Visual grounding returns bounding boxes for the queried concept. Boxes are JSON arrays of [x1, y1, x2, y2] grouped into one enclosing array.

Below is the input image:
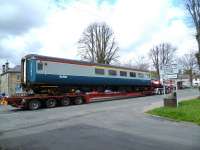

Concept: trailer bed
[[4, 91, 154, 110]]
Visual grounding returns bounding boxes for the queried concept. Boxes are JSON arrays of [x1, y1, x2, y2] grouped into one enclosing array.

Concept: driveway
[[0, 89, 200, 150]]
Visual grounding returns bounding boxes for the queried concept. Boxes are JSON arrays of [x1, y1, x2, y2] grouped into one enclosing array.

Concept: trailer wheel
[[61, 97, 71, 106], [74, 97, 83, 105], [28, 100, 41, 110], [46, 99, 57, 108]]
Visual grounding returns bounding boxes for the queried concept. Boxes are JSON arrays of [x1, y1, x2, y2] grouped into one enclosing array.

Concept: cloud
[[0, 0, 197, 70], [0, 0, 50, 36], [114, 0, 197, 64], [0, 0, 51, 68], [0, 34, 42, 67]]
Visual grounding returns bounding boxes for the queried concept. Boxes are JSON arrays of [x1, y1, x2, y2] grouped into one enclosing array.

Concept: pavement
[[0, 89, 200, 150]]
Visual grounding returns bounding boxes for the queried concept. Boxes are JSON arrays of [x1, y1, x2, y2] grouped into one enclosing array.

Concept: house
[[0, 63, 21, 96], [177, 74, 200, 88], [193, 78, 200, 87]]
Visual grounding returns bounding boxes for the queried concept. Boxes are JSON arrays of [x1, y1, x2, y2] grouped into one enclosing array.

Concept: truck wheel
[[74, 97, 83, 105], [61, 97, 71, 106], [28, 100, 41, 110], [46, 99, 57, 108]]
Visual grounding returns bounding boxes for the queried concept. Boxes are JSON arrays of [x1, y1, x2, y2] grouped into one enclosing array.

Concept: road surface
[[0, 89, 200, 150]]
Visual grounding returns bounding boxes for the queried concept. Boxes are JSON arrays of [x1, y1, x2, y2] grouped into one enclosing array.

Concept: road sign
[[163, 64, 178, 75], [166, 74, 178, 79]]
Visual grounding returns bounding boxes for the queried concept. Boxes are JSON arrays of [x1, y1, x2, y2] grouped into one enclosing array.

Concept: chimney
[[5, 62, 9, 71], [2, 65, 5, 73]]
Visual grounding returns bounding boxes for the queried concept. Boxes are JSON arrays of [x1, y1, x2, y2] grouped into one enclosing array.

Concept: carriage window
[[130, 72, 136, 77], [108, 70, 117, 76], [146, 73, 150, 78], [138, 73, 144, 78], [120, 71, 127, 77], [95, 68, 105, 75], [37, 62, 43, 71]]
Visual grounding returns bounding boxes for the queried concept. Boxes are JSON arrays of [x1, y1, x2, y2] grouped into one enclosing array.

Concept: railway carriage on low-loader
[[5, 54, 160, 110]]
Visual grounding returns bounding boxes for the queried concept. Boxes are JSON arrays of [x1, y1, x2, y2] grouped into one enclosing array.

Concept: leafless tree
[[179, 50, 198, 86], [78, 22, 119, 64], [132, 56, 149, 70], [185, 0, 200, 68], [120, 56, 149, 71], [149, 43, 176, 79]]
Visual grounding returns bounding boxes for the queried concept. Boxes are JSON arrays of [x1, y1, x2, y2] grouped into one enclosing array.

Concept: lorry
[[4, 54, 159, 110]]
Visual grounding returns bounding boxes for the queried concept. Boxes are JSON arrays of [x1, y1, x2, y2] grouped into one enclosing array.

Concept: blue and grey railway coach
[[21, 54, 151, 87]]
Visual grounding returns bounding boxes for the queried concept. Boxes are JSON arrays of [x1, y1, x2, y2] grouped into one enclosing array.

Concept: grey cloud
[[0, 45, 20, 68], [0, 0, 51, 67], [0, 46, 13, 59], [0, 40, 42, 66], [0, 0, 50, 36]]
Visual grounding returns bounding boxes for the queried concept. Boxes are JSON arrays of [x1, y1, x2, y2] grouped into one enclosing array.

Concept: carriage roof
[[24, 54, 149, 73]]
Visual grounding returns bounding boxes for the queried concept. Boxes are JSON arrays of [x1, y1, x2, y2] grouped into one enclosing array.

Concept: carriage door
[[37, 61, 44, 75]]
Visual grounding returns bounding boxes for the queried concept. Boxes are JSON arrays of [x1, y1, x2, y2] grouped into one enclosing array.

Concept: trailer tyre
[[61, 97, 71, 106], [46, 99, 57, 108], [28, 100, 41, 110], [74, 97, 83, 105]]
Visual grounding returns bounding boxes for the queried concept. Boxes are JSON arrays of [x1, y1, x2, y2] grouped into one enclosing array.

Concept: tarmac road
[[0, 89, 200, 150]]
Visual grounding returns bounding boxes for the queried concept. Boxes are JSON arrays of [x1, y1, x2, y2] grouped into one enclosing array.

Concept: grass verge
[[147, 98, 200, 125]]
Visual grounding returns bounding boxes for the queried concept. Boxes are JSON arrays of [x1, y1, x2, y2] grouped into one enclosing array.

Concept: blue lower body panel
[[33, 74, 151, 86]]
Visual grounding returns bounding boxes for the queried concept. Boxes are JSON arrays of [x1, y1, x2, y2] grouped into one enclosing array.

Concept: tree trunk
[[189, 69, 193, 87], [156, 66, 160, 80], [196, 31, 200, 69]]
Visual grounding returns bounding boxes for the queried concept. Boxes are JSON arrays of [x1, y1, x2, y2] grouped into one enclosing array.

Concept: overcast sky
[[0, 0, 197, 68]]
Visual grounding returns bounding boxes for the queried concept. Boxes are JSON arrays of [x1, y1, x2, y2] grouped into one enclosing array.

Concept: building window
[[16, 74, 20, 80], [138, 73, 144, 78], [95, 68, 105, 75], [37, 62, 43, 71], [108, 70, 117, 76], [130, 72, 136, 77], [120, 71, 127, 77]]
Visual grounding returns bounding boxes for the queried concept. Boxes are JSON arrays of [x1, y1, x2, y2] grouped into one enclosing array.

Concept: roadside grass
[[147, 98, 200, 125]]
